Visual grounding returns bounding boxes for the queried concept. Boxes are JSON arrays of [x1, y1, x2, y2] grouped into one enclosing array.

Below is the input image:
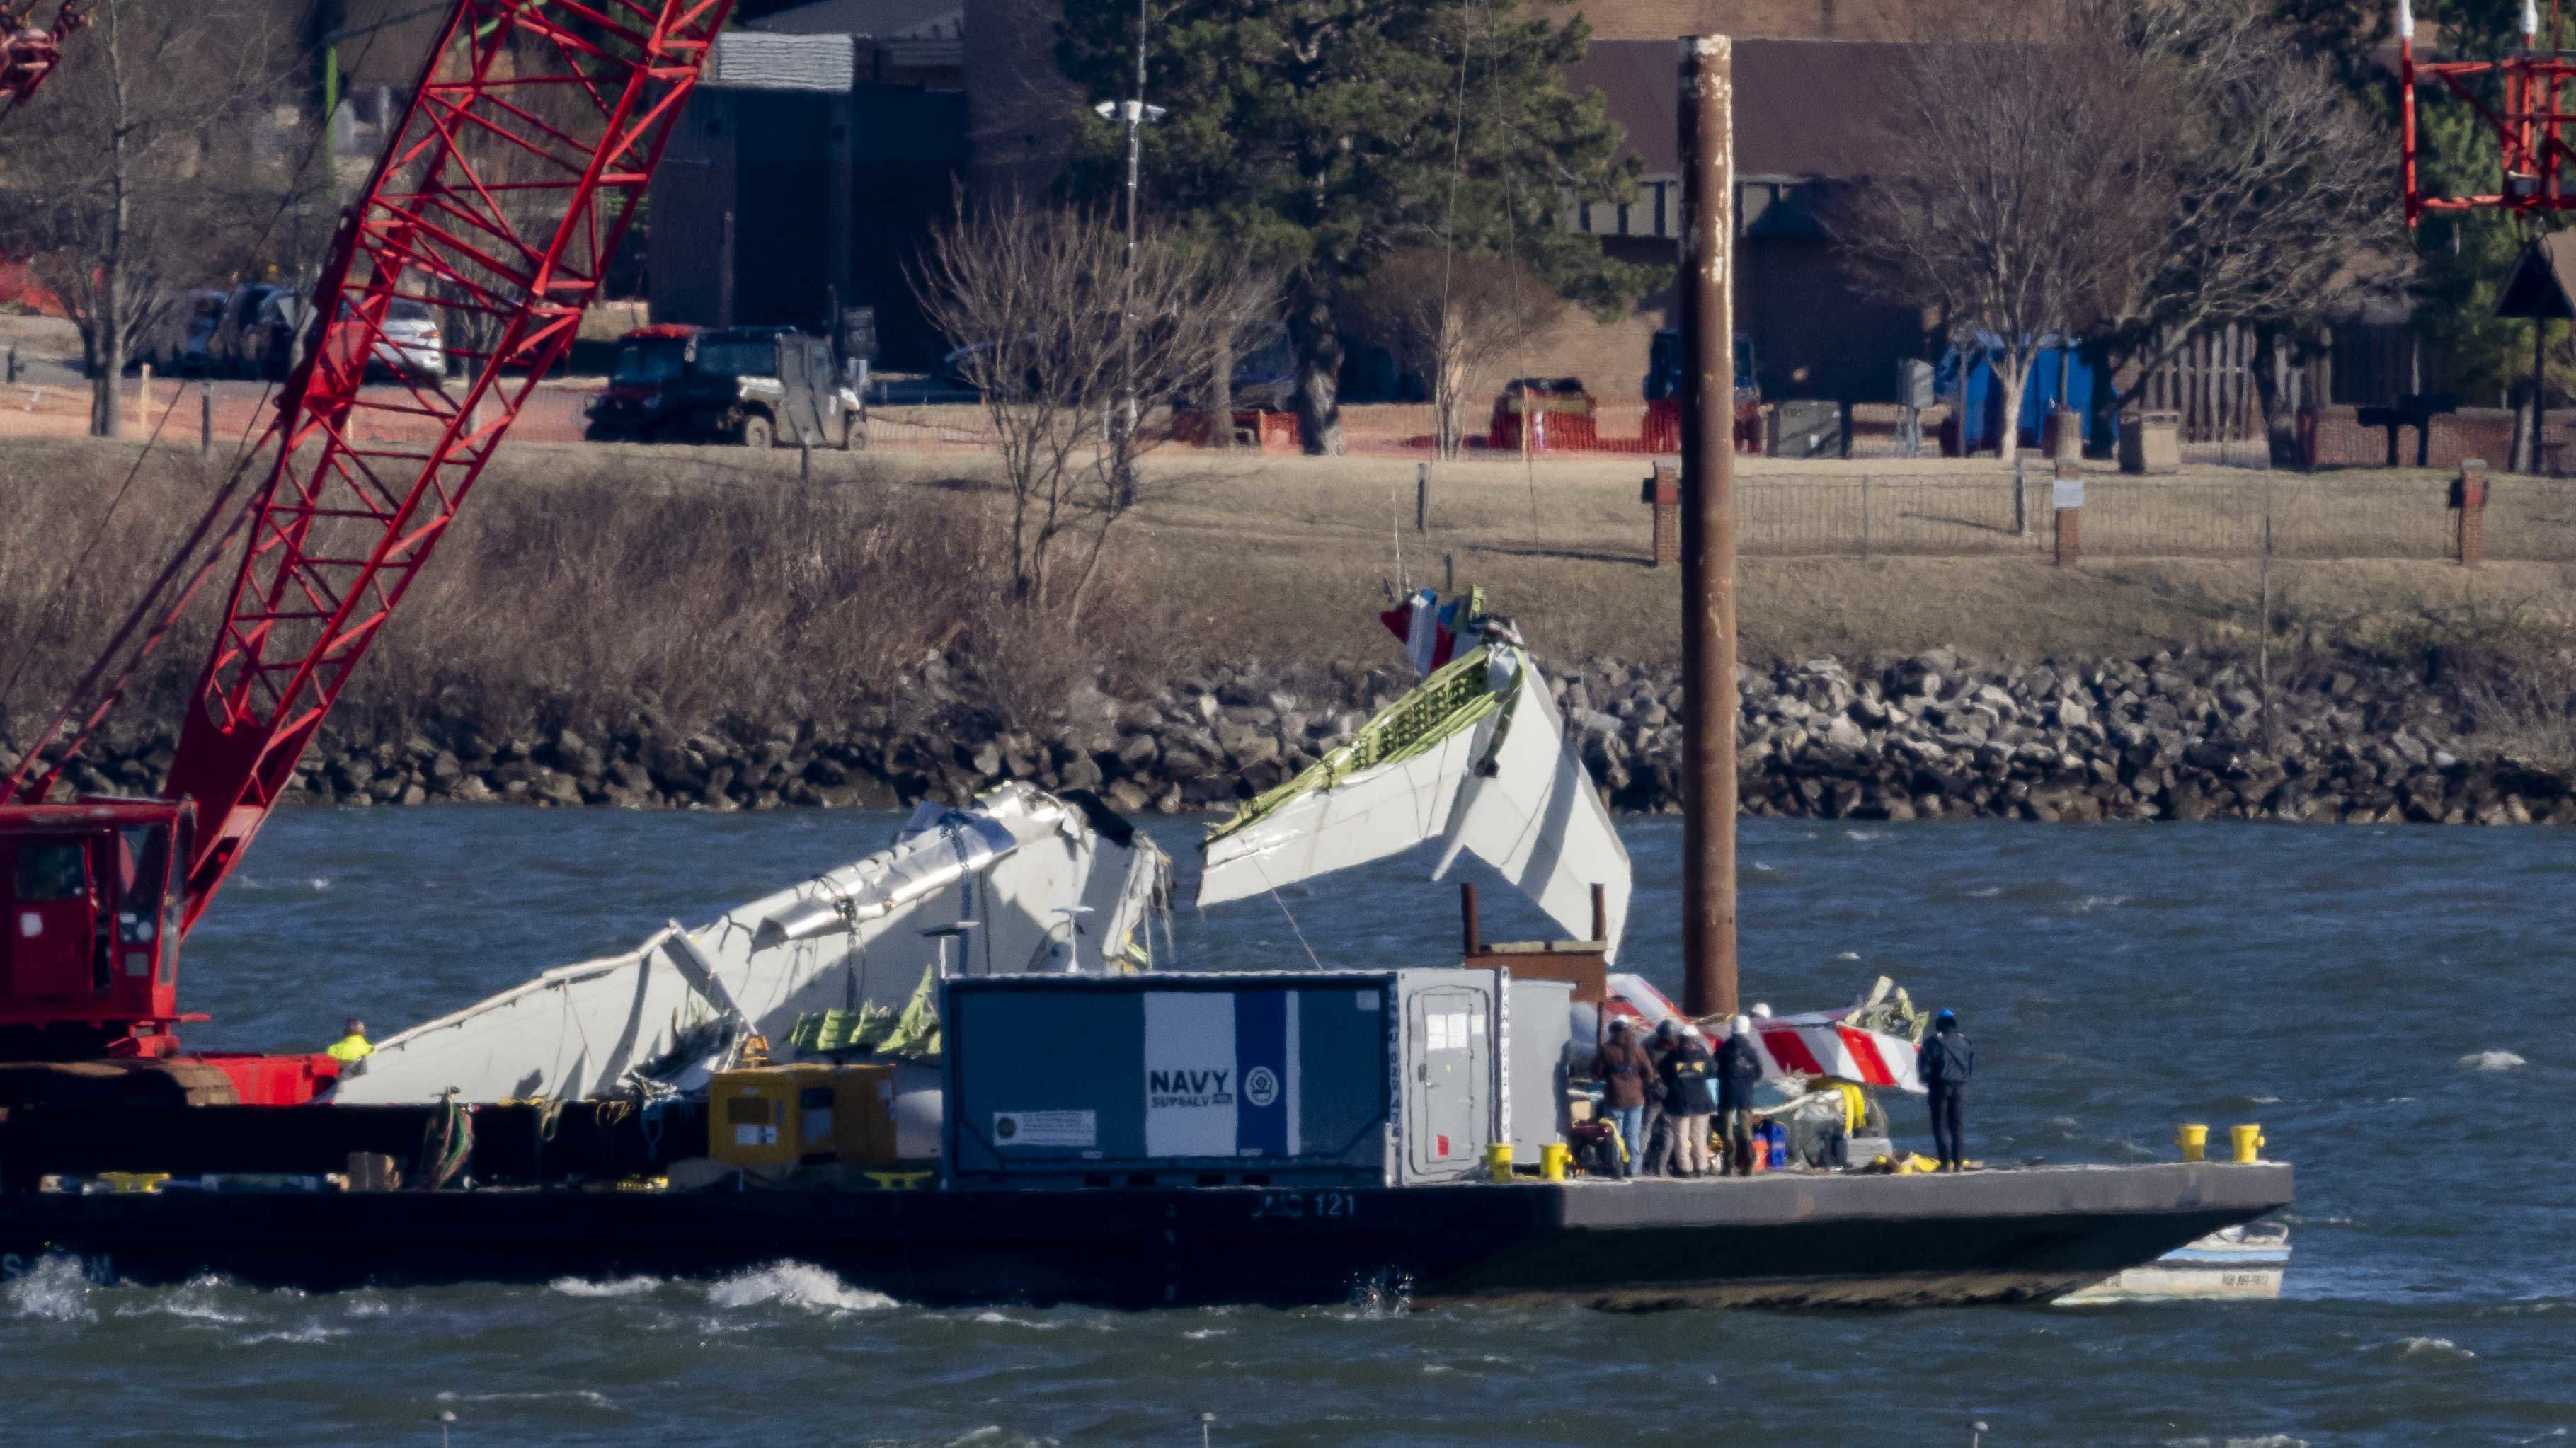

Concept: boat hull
[[0, 1161, 2289, 1310]]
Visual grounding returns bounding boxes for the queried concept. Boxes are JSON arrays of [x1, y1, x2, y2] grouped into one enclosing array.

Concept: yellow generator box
[[823, 1063, 899, 1164], [709, 1068, 807, 1172], [709, 1064, 899, 1171]]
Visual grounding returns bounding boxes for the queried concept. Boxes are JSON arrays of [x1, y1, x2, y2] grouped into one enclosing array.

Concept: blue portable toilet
[[1934, 335, 2114, 454]]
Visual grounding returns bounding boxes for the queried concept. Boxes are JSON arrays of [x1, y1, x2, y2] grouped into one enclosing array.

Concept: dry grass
[[4, 434, 2572, 747]]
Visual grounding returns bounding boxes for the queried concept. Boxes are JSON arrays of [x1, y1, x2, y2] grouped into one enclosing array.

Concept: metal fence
[[1729, 472, 2576, 563]]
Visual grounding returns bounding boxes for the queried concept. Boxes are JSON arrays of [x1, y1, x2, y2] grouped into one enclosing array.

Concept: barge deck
[[0, 1161, 2290, 1310]]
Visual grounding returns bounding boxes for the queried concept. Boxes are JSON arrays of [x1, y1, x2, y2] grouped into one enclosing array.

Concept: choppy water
[[7, 810, 2570, 1445]]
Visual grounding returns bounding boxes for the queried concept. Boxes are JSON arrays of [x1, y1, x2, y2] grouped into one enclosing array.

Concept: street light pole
[[1119, 0, 1150, 504]]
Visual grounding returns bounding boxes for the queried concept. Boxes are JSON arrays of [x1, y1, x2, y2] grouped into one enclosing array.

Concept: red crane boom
[[0, 0, 734, 1066], [0, 1, 87, 117]]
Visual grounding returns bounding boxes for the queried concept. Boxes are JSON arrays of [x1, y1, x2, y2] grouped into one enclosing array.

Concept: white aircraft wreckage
[[1198, 596, 1632, 961], [332, 784, 1169, 1154]]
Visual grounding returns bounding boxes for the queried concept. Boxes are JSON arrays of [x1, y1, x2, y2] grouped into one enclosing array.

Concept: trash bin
[[2119, 410, 2182, 475]]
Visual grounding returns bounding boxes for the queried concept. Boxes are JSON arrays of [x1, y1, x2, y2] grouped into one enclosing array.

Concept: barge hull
[[0, 1161, 2288, 1309]]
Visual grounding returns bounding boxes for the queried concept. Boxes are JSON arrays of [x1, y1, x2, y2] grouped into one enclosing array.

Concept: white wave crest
[[115, 1277, 250, 1326], [239, 1323, 345, 1345], [2391, 1335, 2478, 1361], [2461, 1050, 2527, 1072], [549, 1275, 663, 1298], [437, 1389, 616, 1409], [7, 1255, 97, 1323], [971, 1309, 1065, 1330], [704, 1262, 895, 1314]]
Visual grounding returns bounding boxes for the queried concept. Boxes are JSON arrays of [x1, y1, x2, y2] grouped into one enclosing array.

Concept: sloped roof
[[2497, 233, 2576, 321], [750, 0, 963, 40], [1566, 38, 1919, 179]]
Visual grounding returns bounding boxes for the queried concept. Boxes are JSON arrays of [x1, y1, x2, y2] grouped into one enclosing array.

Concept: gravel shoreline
[[16, 647, 2572, 826]]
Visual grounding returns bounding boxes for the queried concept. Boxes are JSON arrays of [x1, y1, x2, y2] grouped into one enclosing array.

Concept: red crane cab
[[0, 799, 198, 1059]]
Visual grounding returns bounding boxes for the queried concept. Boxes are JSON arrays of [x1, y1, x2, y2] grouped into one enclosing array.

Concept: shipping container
[[1505, 977, 1573, 1161], [943, 969, 1504, 1187]]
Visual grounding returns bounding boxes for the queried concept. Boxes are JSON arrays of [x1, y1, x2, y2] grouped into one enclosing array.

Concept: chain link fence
[[1729, 471, 2576, 563]]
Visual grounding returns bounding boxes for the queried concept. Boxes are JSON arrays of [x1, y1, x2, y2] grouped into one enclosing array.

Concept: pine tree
[[1053, 0, 1647, 453]]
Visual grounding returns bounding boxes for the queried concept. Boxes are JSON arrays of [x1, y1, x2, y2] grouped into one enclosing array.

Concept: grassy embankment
[[2, 433, 2570, 745]]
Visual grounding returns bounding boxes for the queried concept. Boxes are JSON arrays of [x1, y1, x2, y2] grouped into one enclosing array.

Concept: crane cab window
[[14, 842, 89, 902]]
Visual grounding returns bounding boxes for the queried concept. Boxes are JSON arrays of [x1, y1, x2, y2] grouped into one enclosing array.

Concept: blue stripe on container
[[1235, 989, 1289, 1157]]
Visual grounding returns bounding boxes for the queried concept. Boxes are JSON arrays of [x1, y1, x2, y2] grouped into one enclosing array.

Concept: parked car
[[1644, 328, 1757, 403], [367, 297, 447, 381], [584, 324, 861, 449], [1229, 322, 1295, 410], [137, 289, 226, 377], [251, 287, 307, 380], [209, 281, 287, 378]]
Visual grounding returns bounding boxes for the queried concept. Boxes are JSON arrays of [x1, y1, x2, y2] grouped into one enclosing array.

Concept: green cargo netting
[[785, 964, 943, 1059], [1206, 645, 1506, 844]]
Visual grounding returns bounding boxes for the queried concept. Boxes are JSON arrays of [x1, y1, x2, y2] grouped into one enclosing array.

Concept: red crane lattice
[[1, 0, 734, 934], [2400, 0, 2576, 222], [0, 0, 88, 115]]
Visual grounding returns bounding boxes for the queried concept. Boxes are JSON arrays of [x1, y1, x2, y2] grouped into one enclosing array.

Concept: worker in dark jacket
[[1587, 1019, 1657, 1179], [1715, 1013, 1765, 1175], [1918, 1009, 1974, 1171], [1658, 1023, 1719, 1177]]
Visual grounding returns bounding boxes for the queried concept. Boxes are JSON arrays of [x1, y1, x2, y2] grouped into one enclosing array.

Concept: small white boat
[[2059, 1221, 2290, 1303]]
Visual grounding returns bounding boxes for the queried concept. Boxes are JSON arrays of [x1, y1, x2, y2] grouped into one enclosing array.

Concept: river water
[[5, 809, 2568, 1445]]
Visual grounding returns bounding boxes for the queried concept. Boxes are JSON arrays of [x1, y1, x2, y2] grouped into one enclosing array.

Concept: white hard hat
[[1730, 1013, 1751, 1036], [1751, 1002, 1773, 1019]]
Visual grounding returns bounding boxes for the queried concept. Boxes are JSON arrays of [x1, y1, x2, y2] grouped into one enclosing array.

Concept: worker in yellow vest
[[326, 1017, 374, 1064]]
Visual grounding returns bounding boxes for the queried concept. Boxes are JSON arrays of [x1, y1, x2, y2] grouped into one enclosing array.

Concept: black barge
[[0, 1161, 2289, 1310]]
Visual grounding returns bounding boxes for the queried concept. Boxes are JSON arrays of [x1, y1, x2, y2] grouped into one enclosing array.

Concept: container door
[[6, 836, 99, 999], [1406, 987, 1484, 1175]]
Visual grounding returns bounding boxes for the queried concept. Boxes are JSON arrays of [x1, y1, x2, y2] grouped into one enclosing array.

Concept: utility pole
[[718, 209, 736, 329], [1678, 35, 1738, 1020], [1104, 0, 1156, 507]]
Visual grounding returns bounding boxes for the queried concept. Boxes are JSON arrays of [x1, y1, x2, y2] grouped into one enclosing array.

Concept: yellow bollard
[[1485, 1143, 1515, 1183], [2230, 1124, 2264, 1163], [1540, 1142, 1571, 1183], [2176, 1123, 2208, 1161]]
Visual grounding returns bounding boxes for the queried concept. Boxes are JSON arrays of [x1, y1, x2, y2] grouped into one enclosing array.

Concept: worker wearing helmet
[[1715, 1014, 1765, 1175], [1656, 1022, 1718, 1178], [1918, 1009, 1974, 1171], [326, 1017, 374, 1064]]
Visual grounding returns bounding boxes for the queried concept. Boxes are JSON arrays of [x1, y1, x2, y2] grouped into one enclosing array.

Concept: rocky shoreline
[[13, 647, 2573, 826]]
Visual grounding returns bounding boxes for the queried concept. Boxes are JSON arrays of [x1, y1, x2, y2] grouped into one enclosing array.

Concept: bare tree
[[1349, 250, 1565, 459], [0, 0, 299, 437], [913, 197, 1271, 624], [1831, 1, 2175, 464], [2103, 0, 2403, 430]]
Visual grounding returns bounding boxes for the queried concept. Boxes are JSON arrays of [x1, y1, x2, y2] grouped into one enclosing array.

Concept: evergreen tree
[[1053, 0, 1647, 453]]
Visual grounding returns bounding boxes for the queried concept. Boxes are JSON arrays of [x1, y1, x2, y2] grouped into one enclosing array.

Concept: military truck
[[585, 324, 863, 449]]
